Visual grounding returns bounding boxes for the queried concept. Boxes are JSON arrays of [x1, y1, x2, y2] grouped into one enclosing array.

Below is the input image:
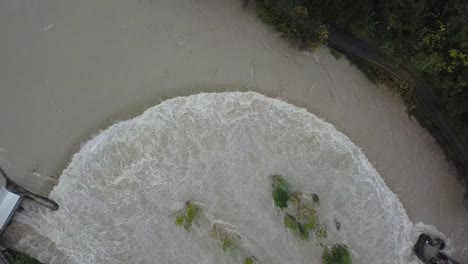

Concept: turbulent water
[[16, 92, 447, 264]]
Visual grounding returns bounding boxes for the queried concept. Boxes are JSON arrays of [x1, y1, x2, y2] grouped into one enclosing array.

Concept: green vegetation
[[349, 58, 416, 112], [209, 222, 243, 255], [7, 252, 41, 264], [290, 192, 318, 232], [185, 202, 201, 226], [322, 244, 352, 264], [243, 256, 256, 264], [209, 223, 258, 261], [174, 201, 202, 231], [270, 176, 326, 241], [254, 0, 418, 106], [221, 237, 235, 252], [253, 0, 468, 201], [303, 208, 318, 231], [316, 223, 328, 239], [284, 214, 309, 240], [175, 214, 185, 226], [271, 175, 291, 209], [255, 0, 328, 49]]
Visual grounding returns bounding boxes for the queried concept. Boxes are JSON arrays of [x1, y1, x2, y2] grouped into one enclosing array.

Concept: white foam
[[16, 92, 447, 263]]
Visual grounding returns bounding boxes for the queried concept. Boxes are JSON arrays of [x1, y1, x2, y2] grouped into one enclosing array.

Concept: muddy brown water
[[0, 0, 466, 261]]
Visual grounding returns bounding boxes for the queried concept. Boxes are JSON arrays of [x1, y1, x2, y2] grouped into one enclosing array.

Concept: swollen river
[[16, 92, 446, 263]]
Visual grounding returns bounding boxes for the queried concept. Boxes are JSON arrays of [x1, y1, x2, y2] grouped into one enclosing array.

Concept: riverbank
[[327, 26, 468, 206], [252, 0, 468, 206], [0, 0, 466, 261]]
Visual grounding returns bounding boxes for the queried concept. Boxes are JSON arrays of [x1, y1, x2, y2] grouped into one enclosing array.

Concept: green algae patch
[[323, 244, 352, 264], [271, 175, 291, 209], [174, 201, 202, 231]]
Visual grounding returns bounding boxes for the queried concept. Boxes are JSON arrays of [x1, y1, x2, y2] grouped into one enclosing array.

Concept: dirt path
[[0, 0, 466, 260]]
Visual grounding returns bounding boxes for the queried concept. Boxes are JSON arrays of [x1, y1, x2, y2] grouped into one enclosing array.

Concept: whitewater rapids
[[15, 92, 447, 264]]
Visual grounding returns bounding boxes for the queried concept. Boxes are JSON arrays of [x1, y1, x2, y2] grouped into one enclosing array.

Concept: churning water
[[16, 92, 447, 264]]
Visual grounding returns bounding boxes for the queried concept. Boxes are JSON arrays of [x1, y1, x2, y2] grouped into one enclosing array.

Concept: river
[[0, 0, 466, 262]]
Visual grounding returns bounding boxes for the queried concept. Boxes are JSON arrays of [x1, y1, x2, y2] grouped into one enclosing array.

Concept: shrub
[[290, 192, 318, 232], [185, 201, 201, 227], [174, 201, 202, 231], [284, 214, 309, 240], [318, 25, 329, 42], [294, 5, 308, 17], [322, 244, 352, 264], [252, 0, 468, 204], [8, 253, 41, 264], [271, 175, 291, 209]]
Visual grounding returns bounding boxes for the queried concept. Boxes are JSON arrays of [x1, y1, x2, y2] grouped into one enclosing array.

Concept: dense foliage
[[322, 244, 352, 264], [254, 0, 468, 195], [332, 0, 467, 134], [271, 175, 291, 209], [174, 201, 202, 231], [256, 0, 467, 136]]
